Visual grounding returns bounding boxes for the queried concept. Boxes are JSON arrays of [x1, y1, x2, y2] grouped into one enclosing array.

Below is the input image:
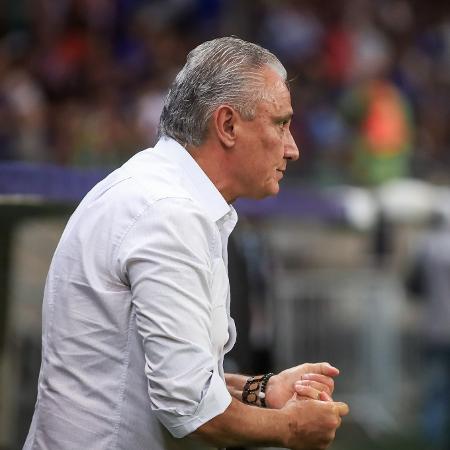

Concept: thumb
[[335, 402, 350, 416]]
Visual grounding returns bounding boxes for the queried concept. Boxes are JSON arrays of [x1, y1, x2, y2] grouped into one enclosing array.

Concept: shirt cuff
[[157, 370, 232, 438]]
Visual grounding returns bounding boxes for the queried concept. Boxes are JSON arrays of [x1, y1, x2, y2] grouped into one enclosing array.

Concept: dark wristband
[[259, 372, 274, 407], [242, 372, 274, 407]]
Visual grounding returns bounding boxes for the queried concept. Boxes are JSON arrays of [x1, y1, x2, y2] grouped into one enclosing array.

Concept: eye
[[274, 115, 292, 132], [279, 119, 289, 130]]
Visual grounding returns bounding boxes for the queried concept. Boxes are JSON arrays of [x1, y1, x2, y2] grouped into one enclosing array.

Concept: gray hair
[[158, 36, 287, 147]]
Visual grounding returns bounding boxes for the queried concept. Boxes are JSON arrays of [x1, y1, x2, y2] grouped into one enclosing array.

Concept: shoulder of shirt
[[77, 138, 235, 233], [122, 147, 193, 201], [80, 147, 212, 228]]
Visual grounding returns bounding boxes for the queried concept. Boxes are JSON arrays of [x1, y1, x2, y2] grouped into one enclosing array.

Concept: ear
[[212, 105, 237, 148]]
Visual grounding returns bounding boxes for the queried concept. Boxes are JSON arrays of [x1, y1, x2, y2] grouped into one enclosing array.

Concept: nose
[[284, 129, 300, 161]]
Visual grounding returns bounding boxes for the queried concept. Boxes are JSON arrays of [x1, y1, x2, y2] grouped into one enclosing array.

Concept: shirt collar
[[153, 136, 234, 223]]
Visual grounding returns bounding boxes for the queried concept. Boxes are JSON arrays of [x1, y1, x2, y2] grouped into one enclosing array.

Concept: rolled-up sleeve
[[117, 197, 231, 437]]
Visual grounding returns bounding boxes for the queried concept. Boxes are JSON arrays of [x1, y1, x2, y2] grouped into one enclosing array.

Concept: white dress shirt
[[24, 137, 238, 450]]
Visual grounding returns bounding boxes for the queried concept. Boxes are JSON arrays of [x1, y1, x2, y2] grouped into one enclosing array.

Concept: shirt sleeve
[[116, 197, 232, 438]]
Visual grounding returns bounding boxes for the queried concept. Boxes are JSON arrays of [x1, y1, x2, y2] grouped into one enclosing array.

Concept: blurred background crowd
[[1, 1, 450, 450], [0, 0, 448, 185]]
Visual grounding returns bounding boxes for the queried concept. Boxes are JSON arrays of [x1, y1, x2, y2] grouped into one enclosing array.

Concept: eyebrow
[[274, 112, 294, 122]]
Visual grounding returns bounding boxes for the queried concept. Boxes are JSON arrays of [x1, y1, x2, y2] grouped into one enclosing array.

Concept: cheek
[[261, 134, 282, 159]]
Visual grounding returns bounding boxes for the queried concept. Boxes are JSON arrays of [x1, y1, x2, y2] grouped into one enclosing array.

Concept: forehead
[[258, 67, 292, 115]]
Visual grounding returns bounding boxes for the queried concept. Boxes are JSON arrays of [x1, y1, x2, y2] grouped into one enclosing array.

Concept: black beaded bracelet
[[242, 375, 264, 406], [259, 372, 274, 408], [242, 373, 275, 407]]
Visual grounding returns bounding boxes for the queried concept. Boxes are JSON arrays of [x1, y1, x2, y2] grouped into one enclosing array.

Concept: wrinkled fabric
[[24, 137, 237, 450]]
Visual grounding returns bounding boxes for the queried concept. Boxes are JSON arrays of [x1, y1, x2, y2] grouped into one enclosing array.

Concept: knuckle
[[325, 417, 338, 429], [319, 438, 333, 450], [328, 429, 336, 442], [325, 410, 340, 429]]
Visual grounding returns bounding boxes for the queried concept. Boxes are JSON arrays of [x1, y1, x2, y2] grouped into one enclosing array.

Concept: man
[[24, 37, 349, 450]]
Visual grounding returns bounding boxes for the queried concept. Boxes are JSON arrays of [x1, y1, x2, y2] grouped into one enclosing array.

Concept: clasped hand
[[264, 362, 339, 409], [265, 362, 349, 450]]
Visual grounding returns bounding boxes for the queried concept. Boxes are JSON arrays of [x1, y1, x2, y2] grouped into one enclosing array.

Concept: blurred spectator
[[135, 79, 166, 146], [259, 1, 324, 66], [342, 77, 413, 185], [406, 211, 450, 449], [0, 31, 47, 161]]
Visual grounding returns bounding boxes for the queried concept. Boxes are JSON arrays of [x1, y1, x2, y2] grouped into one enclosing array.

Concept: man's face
[[232, 67, 299, 199]]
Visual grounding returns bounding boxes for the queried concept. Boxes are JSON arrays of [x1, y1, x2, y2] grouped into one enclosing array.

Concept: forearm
[[191, 394, 350, 450], [192, 364, 349, 449], [191, 397, 286, 448]]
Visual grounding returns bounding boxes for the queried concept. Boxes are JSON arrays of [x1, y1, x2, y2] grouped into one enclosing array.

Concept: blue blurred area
[[0, 0, 448, 185]]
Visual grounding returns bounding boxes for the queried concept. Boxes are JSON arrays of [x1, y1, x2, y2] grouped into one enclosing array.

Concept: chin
[[258, 184, 280, 199], [268, 182, 280, 196], [244, 182, 280, 200]]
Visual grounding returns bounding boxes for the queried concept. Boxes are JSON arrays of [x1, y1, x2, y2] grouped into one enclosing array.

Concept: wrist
[[277, 407, 294, 448], [242, 373, 275, 408], [264, 373, 281, 409]]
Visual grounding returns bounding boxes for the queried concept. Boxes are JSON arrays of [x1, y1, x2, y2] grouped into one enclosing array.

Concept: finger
[[320, 362, 339, 376], [303, 362, 340, 377], [295, 385, 322, 401], [335, 402, 350, 416], [295, 378, 333, 395], [319, 391, 333, 402], [299, 373, 335, 393]]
